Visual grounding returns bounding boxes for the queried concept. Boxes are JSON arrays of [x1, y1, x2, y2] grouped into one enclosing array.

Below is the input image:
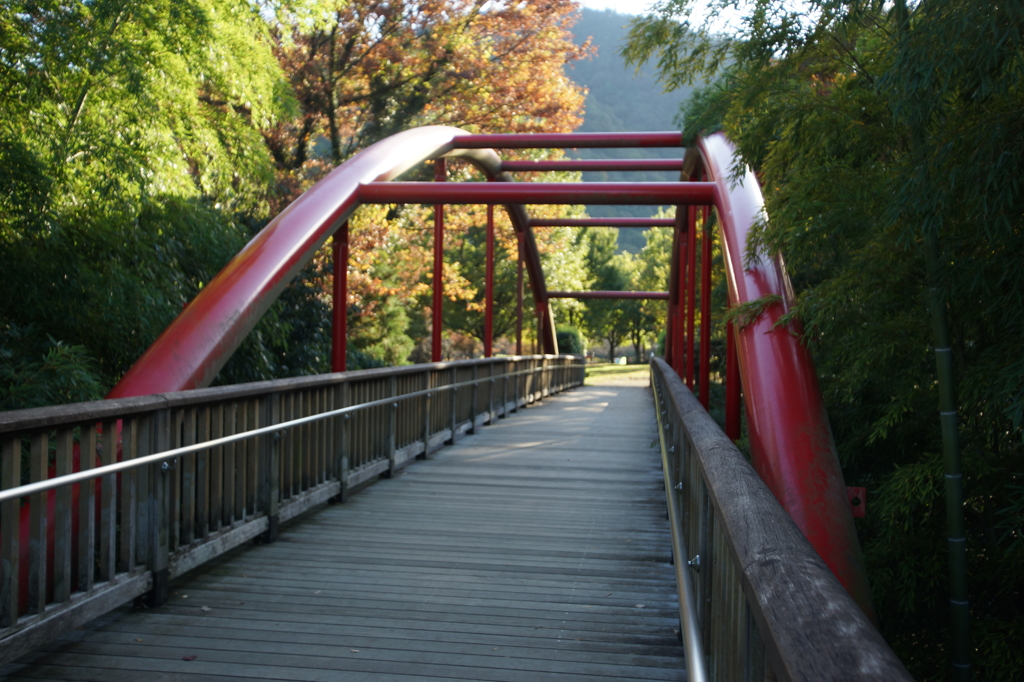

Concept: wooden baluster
[[53, 428, 74, 600], [27, 433, 47, 615], [77, 424, 96, 593], [98, 420, 117, 582], [209, 404, 223, 534], [118, 419, 137, 574], [1, 437, 19, 628]]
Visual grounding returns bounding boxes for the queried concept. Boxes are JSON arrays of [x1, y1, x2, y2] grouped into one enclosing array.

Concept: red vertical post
[[431, 158, 446, 362], [686, 205, 697, 389], [331, 221, 349, 373], [699, 206, 712, 409], [725, 318, 741, 441], [516, 233, 524, 356], [484, 204, 495, 357], [674, 234, 687, 376], [663, 303, 671, 366]]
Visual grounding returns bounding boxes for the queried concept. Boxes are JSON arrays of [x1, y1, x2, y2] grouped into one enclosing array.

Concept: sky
[[578, 0, 747, 34], [579, 0, 658, 15]]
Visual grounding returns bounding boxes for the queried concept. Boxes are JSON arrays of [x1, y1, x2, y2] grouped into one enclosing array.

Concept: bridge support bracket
[[145, 568, 170, 608], [260, 515, 280, 544]]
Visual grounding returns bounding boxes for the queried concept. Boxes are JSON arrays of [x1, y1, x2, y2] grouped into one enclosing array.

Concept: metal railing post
[[333, 382, 349, 503], [146, 408, 171, 607], [449, 366, 458, 443], [423, 371, 432, 455], [1, 436, 20, 628], [388, 374, 398, 475], [259, 394, 280, 543], [470, 365, 478, 434]]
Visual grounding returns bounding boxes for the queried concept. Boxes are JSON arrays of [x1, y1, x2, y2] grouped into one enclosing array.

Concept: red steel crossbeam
[[530, 218, 676, 228], [547, 291, 669, 300], [357, 182, 714, 206], [502, 159, 684, 172], [452, 132, 683, 149]]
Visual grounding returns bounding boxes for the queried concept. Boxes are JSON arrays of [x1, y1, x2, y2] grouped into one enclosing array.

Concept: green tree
[[0, 0, 291, 403], [582, 228, 632, 361], [625, 1, 1024, 679]]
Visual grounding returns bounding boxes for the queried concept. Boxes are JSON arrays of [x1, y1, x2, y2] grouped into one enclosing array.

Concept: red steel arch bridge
[[0, 128, 911, 681]]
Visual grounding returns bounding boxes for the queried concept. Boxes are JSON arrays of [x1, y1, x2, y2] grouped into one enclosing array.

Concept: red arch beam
[[695, 132, 875, 620]]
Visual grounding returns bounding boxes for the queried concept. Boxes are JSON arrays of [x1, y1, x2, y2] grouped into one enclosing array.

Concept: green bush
[[556, 326, 586, 355]]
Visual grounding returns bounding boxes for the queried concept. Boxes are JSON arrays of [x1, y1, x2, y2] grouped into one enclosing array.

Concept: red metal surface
[[452, 132, 683, 149], [699, 206, 712, 409], [516, 234, 524, 356], [108, 126, 561, 397], [109, 126, 482, 397], [726, 319, 740, 440], [547, 291, 669, 300], [358, 182, 715, 206], [432, 159, 446, 363], [686, 205, 697, 389], [331, 221, 349, 372], [484, 203, 494, 358], [502, 159, 684, 172], [698, 133, 875, 619], [530, 218, 676, 228]]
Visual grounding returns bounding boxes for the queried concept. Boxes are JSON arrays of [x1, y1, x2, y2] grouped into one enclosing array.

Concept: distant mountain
[[567, 9, 696, 252]]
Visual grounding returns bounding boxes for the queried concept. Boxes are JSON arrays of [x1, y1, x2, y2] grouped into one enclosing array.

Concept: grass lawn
[[584, 362, 650, 386]]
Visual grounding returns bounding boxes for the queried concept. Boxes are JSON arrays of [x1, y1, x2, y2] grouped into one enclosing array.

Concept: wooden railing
[[0, 355, 584, 664], [649, 358, 912, 682]]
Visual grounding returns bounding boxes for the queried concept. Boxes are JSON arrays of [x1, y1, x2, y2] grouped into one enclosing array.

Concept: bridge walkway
[[2, 381, 685, 681]]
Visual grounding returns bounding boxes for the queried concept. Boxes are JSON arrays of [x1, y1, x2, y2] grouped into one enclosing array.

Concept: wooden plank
[[195, 405, 210, 541], [98, 421, 117, 582], [77, 424, 96, 594], [345, 459, 390, 489], [277, 481, 341, 524], [1, 436, 21, 629], [52, 429, 74, 602], [0, 572, 151, 666], [27, 433, 47, 615], [168, 519, 270, 580], [209, 404, 224, 535]]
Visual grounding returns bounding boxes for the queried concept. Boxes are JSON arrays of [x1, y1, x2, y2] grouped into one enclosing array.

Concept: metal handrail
[[0, 363, 555, 504], [652, 371, 709, 682]]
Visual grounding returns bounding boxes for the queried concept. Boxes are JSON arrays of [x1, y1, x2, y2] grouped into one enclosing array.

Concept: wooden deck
[[1, 382, 685, 681]]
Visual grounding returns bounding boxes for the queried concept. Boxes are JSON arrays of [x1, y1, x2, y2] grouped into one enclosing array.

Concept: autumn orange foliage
[[262, 0, 592, 362]]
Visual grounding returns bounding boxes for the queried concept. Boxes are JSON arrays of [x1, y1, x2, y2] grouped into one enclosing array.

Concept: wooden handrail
[[650, 358, 911, 681]]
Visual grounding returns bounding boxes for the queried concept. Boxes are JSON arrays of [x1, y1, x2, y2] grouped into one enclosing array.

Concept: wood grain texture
[[2, 385, 685, 681], [652, 358, 912, 682]]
